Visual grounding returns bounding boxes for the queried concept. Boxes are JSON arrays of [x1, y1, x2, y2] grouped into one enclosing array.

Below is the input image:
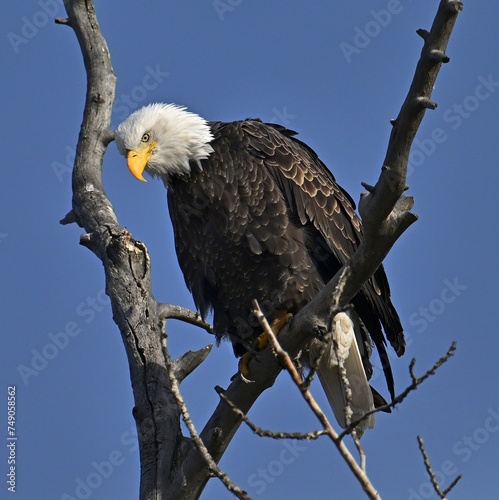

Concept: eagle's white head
[[115, 103, 214, 182]]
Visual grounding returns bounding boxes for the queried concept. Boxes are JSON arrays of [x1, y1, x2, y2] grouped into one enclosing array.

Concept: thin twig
[[157, 303, 213, 334], [338, 342, 457, 440], [417, 435, 462, 499], [341, 372, 366, 470], [331, 326, 367, 469], [161, 333, 251, 500], [252, 300, 381, 500], [54, 17, 71, 26], [442, 474, 464, 498], [301, 359, 319, 391], [216, 387, 326, 441]]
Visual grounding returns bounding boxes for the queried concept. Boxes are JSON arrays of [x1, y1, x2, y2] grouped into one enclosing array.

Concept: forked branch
[[417, 435, 462, 499], [252, 300, 381, 500]]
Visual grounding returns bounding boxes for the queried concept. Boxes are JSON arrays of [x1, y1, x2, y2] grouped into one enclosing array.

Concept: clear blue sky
[[2, 1, 498, 499]]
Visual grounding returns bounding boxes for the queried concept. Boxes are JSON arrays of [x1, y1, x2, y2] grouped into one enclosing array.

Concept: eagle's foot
[[238, 311, 293, 382]]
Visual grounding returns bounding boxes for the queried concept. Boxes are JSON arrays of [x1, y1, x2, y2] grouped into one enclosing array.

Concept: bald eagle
[[115, 103, 405, 434]]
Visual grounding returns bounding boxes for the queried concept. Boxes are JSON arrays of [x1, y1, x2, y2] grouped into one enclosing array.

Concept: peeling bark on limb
[[59, 0, 462, 499], [59, 2, 209, 499]]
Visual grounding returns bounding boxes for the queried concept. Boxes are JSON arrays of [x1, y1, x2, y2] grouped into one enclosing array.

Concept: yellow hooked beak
[[126, 141, 158, 182]]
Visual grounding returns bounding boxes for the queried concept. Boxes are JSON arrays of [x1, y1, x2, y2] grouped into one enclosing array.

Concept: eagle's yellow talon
[[238, 311, 293, 379], [238, 353, 253, 380], [255, 331, 269, 350], [271, 312, 293, 334]]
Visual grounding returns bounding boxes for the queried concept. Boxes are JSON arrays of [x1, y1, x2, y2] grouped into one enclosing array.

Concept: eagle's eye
[[141, 133, 151, 143]]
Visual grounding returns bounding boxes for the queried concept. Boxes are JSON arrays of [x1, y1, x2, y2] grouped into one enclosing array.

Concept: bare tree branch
[[60, 2, 192, 499], [417, 435, 462, 499], [161, 334, 250, 500], [216, 388, 326, 441], [253, 301, 380, 499], [252, 300, 381, 499], [292, 0, 463, 356], [339, 342, 457, 440], [172, 344, 213, 383], [217, 324, 458, 497], [157, 303, 213, 334]]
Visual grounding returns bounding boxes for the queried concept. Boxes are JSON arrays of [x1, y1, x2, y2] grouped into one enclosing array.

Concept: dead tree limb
[[161, 334, 250, 500], [58, 0, 462, 498], [252, 301, 380, 499], [59, 2, 196, 499], [417, 435, 462, 499]]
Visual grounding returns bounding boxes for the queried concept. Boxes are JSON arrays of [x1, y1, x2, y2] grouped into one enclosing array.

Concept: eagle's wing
[[243, 120, 405, 399]]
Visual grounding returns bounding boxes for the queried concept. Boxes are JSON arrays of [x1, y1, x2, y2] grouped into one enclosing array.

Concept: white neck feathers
[[115, 103, 214, 179]]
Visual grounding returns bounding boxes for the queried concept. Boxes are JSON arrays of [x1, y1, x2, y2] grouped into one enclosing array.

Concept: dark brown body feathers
[[167, 119, 404, 399]]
